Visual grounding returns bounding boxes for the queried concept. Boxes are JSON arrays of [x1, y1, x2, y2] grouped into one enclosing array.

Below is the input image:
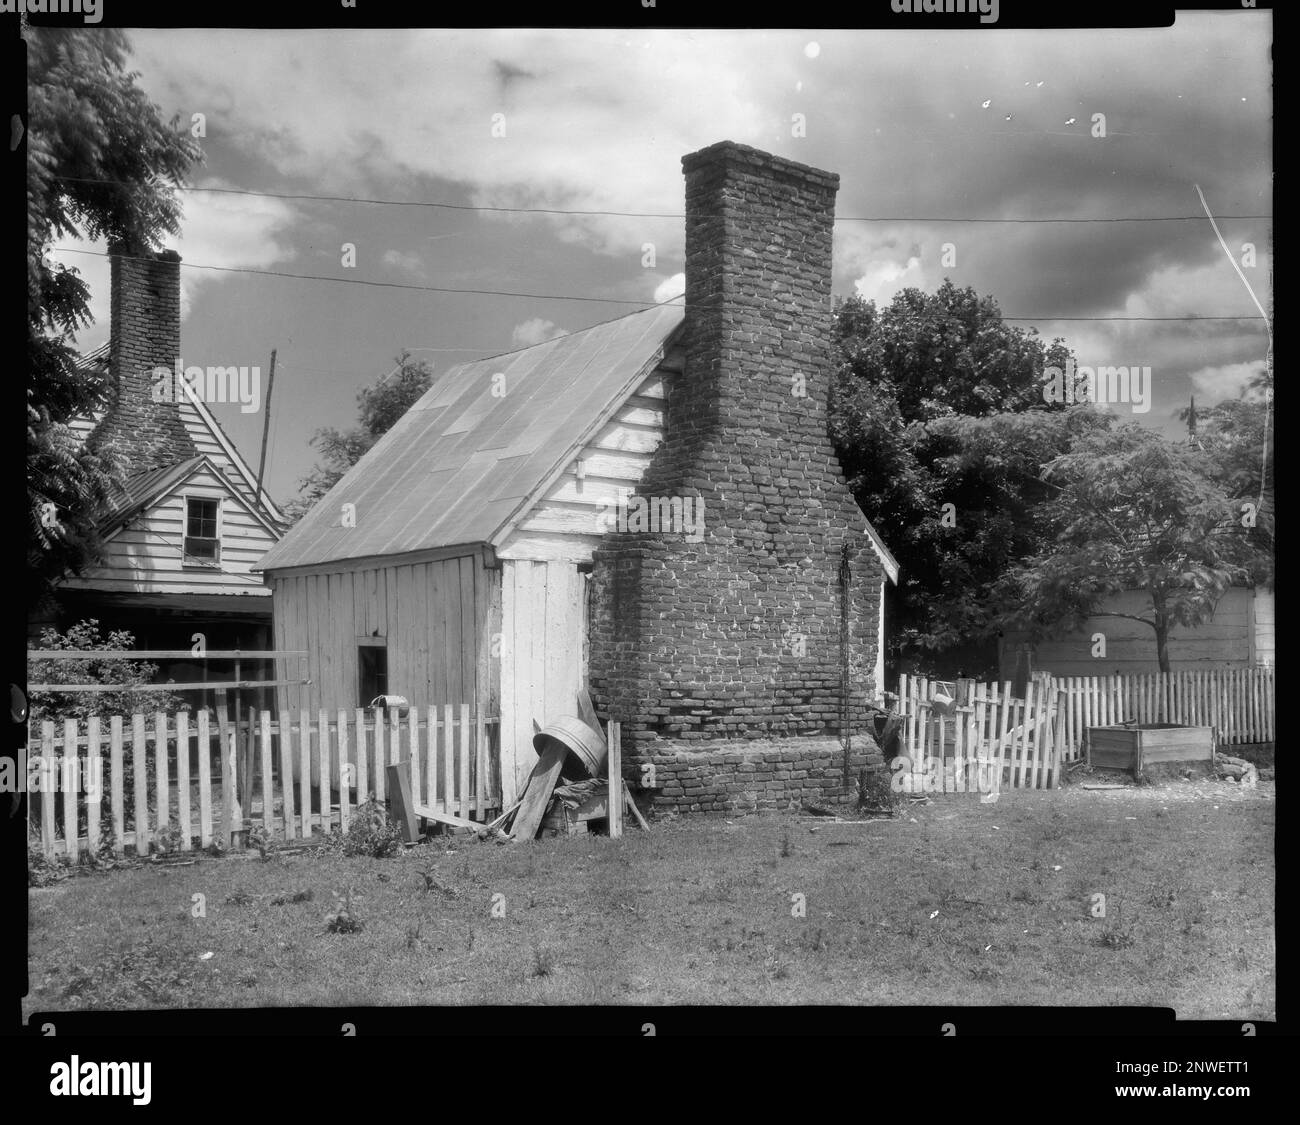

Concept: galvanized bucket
[[533, 715, 607, 778]]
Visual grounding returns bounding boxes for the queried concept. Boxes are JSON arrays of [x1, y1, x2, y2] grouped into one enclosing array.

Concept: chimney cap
[[682, 140, 839, 190], [107, 241, 182, 265]]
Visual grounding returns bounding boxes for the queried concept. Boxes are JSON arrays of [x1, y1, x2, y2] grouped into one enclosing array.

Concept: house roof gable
[[258, 303, 686, 572]]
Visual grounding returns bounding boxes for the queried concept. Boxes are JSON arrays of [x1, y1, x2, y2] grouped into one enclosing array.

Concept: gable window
[[358, 642, 388, 707], [184, 497, 221, 565]]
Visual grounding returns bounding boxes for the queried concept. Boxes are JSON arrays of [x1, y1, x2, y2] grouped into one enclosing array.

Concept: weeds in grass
[[530, 946, 556, 978], [418, 864, 462, 899], [763, 945, 790, 980], [270, 889, 313, 906], [1098, 917, 1136, 949], [799, 927, 829, 953], [338, 800, 404, 858], [858, 765, 902, 815], [224, 890, 254, 906], [1146, 881, 1183, 909], [405, 923, 422, 950], [246, 823, 273, 861], [780, 831, 793, 858], [153, 822, 185, 856], [27, 841, 67, 887], [62, 936, 194, 1007], [325, 888, 363, 933]]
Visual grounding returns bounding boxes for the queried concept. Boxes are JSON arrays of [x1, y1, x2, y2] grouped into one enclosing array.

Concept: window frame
[[182, 493, 223, 567]]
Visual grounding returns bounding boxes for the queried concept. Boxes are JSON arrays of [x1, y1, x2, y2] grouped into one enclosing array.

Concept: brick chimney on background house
[[89, 245, 196, 473], [589, 141, 885, 814]]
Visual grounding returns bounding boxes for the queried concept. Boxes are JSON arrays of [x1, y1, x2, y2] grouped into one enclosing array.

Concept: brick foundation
[[642, 737, 880, 814]]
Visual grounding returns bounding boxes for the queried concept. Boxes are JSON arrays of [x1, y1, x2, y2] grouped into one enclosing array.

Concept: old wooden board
[[510, 742, 567, 841], [387, 762, 422, 844], [623, 779, 651, 831], [411, 800, 488, 834]]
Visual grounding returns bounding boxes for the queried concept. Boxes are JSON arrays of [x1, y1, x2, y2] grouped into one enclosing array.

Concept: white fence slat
[[176, 712, 191, 851], [279, 710, 296, 841], [154, 711, 170, 832], [338, 709, 352, 832], [62, 718, 78, 859], [260, 711, 275, 835], [319, 708, 332, 836], [132, 713, 150, 856], [299, 709, 313, 838], [86, 716, 102, 857], [197, 710, 213, 847]]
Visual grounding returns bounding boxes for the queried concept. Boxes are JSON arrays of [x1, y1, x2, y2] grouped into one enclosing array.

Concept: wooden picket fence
[[1051, 667, 1274, 753], [895, 675, 1065, 793], [894, 666, 1276, 794], [27, 705, 501, 862]]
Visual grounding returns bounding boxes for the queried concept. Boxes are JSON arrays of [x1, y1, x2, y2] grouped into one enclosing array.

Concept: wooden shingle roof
[[257, 303, 685, 572]]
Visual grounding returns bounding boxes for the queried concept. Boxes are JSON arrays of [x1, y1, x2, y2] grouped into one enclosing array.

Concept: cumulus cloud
[[52, 177, 296, 350], [382, 249, 427, 278], [653, 272, 685, 303], [1187, 360, 1268, 403], [511, 317, 569, 347], [853, 255, 925, 305]]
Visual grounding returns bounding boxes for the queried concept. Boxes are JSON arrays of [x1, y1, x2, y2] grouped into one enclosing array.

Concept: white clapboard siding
[[57, 463, 277, 597], [506, 369, 668, 557]]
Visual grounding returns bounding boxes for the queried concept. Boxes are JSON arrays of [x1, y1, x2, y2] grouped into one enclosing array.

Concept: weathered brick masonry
[[590, 141, 885, 814], [89, 246, 196, 471]]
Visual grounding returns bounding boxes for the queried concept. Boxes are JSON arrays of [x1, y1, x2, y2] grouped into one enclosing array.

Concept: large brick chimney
[[589, 141, 885, 814], [88, 246, 196, 472]]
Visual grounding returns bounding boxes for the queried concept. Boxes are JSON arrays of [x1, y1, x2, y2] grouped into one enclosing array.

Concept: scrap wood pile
[[491, 692, 650, 842]]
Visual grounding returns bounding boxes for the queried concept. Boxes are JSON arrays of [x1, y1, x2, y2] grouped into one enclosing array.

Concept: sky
[[50, 17, 1272, 508]]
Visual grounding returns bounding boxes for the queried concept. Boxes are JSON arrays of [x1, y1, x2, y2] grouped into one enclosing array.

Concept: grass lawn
[[26, 777, 1274, 1017]]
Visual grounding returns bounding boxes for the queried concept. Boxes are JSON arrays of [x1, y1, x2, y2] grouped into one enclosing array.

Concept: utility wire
[[54, 176, 1272, 225], [49, 246, 1268, 322]]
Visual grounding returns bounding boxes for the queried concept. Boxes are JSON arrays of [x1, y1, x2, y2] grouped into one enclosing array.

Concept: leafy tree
[[286, 351, 435, 520], [1180, 372, 1274, 582], [27, 25, 202, 608], [829, 281, 1092, 671], [28, 620, 182, 723], [1002, 424, 1268, 673]]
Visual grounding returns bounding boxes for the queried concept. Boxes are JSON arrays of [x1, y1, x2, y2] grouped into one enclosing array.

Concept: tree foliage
[[26, 25, 202, 607], [829, 281, 1093, 666], [1180, 371, 1274, 581], [1003, 424, 1268, 672], [286, 351, 435, 521], [28, 620, 182, 723]]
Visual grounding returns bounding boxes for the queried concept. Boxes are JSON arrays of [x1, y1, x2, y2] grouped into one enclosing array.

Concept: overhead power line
[[54, 176, 1272, 225], [49, 246, 1269, 323]]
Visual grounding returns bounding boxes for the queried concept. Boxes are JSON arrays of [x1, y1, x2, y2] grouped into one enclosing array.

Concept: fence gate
[[895, 674, 1065, 793]]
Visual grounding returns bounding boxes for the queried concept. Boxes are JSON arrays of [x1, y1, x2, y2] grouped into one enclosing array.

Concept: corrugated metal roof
[[258, 303, 685, 572], [100, 455, 205, 531]]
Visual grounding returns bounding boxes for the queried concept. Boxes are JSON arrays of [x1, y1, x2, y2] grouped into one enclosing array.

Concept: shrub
[[340, 798, 404, 858], [153, 822, 185, 856], [28, 620, 182, 723], [28, 839, 67, 887], [858, 765, 902, 814]]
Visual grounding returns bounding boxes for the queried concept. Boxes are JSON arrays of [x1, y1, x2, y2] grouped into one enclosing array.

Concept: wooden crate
[[1088, 724, 1214, 774]]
